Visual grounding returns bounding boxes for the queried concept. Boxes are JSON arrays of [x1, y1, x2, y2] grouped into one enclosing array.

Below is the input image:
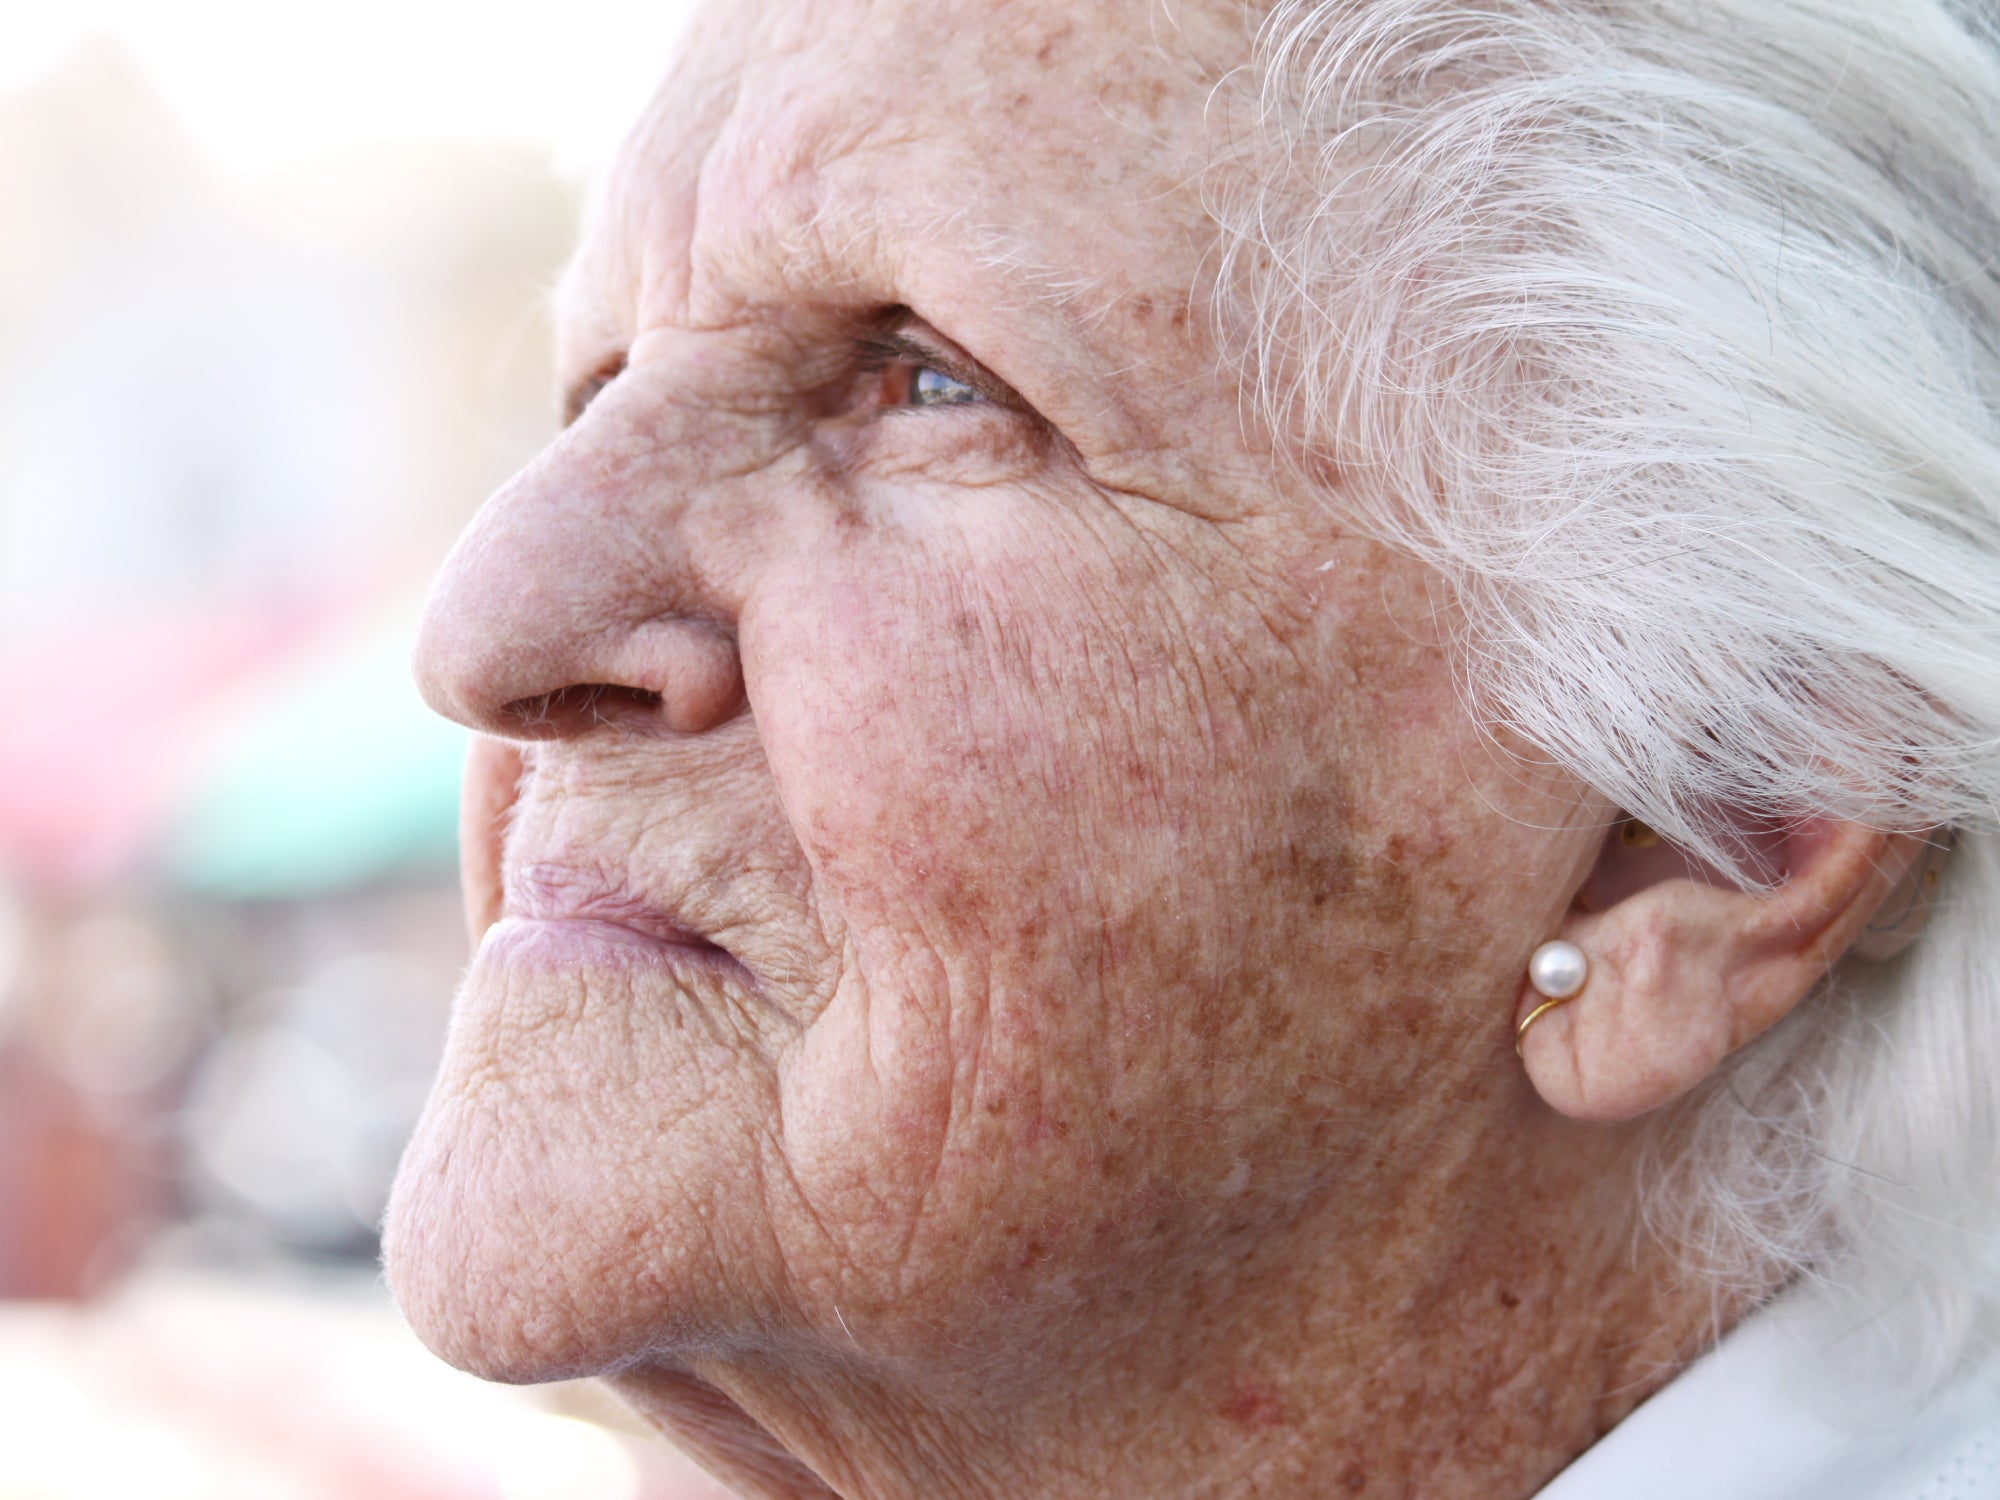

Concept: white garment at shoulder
[[1534, 1292, 2000, 1500]]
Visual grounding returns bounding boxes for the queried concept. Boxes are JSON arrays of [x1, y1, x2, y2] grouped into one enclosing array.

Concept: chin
[[380, 991, 749, 1384]]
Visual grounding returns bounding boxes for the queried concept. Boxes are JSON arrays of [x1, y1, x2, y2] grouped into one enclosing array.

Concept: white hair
[[1216, 0, 2000, 1387]]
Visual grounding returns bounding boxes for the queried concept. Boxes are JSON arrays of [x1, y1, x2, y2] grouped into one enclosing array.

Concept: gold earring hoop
[[1515, 940, 1589, 1057], [1514, 997, 1569, 1056]]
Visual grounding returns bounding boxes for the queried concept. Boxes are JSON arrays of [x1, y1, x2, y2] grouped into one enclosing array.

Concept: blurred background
[[0, 3, 736, 1494]]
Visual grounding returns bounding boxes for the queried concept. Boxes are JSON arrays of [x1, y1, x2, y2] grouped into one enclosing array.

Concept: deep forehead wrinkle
[[647, 64, 906, 326], [558, 0, 1235, 380]]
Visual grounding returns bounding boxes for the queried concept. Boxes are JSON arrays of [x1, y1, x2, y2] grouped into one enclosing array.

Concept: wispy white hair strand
[[1216, 0, 2000, 1386]]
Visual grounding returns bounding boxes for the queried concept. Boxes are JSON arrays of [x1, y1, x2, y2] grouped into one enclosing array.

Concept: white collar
[[1533, 1292, 2000, 1500]]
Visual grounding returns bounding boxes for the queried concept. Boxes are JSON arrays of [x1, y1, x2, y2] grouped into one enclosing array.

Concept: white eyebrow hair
[[942, 215, 1121, 324], [701, 146, 1118, 311]]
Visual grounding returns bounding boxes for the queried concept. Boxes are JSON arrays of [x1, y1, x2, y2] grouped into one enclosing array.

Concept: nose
[[413, 400, 748, 741]]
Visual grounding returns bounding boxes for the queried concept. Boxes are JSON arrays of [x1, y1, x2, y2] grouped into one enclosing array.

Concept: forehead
[[558, 0, 1244, 369]]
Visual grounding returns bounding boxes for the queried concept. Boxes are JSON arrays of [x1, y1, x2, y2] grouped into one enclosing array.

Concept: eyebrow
[[559, 308, 1032, 430]]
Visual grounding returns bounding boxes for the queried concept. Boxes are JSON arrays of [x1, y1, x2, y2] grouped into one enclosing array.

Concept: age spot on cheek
[[1217, 1373, 1292, 1431]]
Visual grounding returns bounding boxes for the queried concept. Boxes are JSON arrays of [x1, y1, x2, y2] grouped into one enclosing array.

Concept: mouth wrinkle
[[506, 860, 727, 953]]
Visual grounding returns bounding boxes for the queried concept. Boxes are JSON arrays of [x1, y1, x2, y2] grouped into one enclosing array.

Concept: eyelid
[[855, 324, 1026, 413], [559, 321, 1033, 425]]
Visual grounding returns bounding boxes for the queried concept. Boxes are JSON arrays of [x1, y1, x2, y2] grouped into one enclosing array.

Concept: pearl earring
[[1515, 940, 1588, 1056]]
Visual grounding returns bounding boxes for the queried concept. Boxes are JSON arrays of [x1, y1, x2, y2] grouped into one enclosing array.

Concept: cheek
[[740, 536, 1250, 1283], [729, 519, 1582, 1352], [741, 528, 1421, 1317], [758, 548, 1036, 861], [744, 534, 1217, 987]]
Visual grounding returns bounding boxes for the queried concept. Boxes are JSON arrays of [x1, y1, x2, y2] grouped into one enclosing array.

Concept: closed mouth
[[493, 860, 747, 978]]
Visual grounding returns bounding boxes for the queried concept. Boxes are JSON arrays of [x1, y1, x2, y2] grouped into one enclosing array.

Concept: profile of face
[[385, 0, 1637, 1491]]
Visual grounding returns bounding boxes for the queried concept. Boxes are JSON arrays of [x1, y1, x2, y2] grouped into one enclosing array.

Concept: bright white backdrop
[[2, 0, 698, 177]]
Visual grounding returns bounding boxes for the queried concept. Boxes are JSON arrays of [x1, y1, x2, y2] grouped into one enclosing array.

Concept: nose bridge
[[413, 384, 754, 740]]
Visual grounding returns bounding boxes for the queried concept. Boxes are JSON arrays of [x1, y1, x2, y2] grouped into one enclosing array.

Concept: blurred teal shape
[[165, 601, 466, 898]]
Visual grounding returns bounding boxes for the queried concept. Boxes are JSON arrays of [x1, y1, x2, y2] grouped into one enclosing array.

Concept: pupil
[[912, 367, 978, 406]]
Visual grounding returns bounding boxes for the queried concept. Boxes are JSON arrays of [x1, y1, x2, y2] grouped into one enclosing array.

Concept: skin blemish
[[1218, 1375, 1291, 1431]]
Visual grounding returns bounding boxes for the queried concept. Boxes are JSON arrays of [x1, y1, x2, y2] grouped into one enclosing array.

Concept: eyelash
[[564, 357, 625, 426], [562, 329, 1014, 426], [853, 337, 992, 412]]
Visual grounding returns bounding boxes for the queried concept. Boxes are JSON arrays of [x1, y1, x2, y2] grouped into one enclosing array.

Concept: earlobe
[[1516, 817, 1931, 1122]]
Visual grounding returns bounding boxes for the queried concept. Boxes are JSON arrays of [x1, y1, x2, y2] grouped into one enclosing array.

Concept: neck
[[613, 1088, 1741, 1500]]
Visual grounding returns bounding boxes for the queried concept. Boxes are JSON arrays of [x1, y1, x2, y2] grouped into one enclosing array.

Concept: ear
[[460, 735, 527, 946], [1517, 817, 1933, 1122]]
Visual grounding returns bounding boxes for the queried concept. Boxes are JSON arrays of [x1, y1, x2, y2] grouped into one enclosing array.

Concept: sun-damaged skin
[[386, 2, 1922, 1496]]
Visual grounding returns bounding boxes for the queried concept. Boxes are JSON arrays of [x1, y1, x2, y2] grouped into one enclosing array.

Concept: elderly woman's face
[[390, 0, 1593, 1413]]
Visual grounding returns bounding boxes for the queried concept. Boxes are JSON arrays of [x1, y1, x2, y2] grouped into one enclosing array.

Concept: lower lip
[[479, 916, 744, 981]]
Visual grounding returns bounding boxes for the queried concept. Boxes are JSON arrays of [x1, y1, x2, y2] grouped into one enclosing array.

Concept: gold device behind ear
[[1618, 819, 1661, 849], [1855, 828, 1956, 961]]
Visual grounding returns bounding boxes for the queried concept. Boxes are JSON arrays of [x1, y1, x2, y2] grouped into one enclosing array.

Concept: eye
[[853, 324, 1004, 414], [563, 353, 626, 426], [907, 365, 982, 407]]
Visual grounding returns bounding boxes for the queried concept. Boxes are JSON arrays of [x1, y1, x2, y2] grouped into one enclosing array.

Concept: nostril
[[500, 683, 667, 738], [456, 619, 743, 740]]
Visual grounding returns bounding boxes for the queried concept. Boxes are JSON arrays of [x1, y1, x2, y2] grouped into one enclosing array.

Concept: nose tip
[[416, 574, 747, 740], [411, 427, 750, 742], [487, 618, 746, 739]]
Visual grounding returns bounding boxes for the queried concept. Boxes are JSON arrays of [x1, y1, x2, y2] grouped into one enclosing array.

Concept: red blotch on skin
[[1218, 1375, 1291, 1430]]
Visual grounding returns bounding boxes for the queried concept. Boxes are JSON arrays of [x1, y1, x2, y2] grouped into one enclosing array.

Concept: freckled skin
[[386, 2, 1741, 1498]]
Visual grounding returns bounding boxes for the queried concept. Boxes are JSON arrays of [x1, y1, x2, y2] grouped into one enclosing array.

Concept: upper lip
[[505, 860, 728, 955]]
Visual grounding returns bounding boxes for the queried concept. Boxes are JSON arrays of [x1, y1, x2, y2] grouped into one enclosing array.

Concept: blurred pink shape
[[0, 1277, 743, 1499], [0, 600, 333, 890]]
